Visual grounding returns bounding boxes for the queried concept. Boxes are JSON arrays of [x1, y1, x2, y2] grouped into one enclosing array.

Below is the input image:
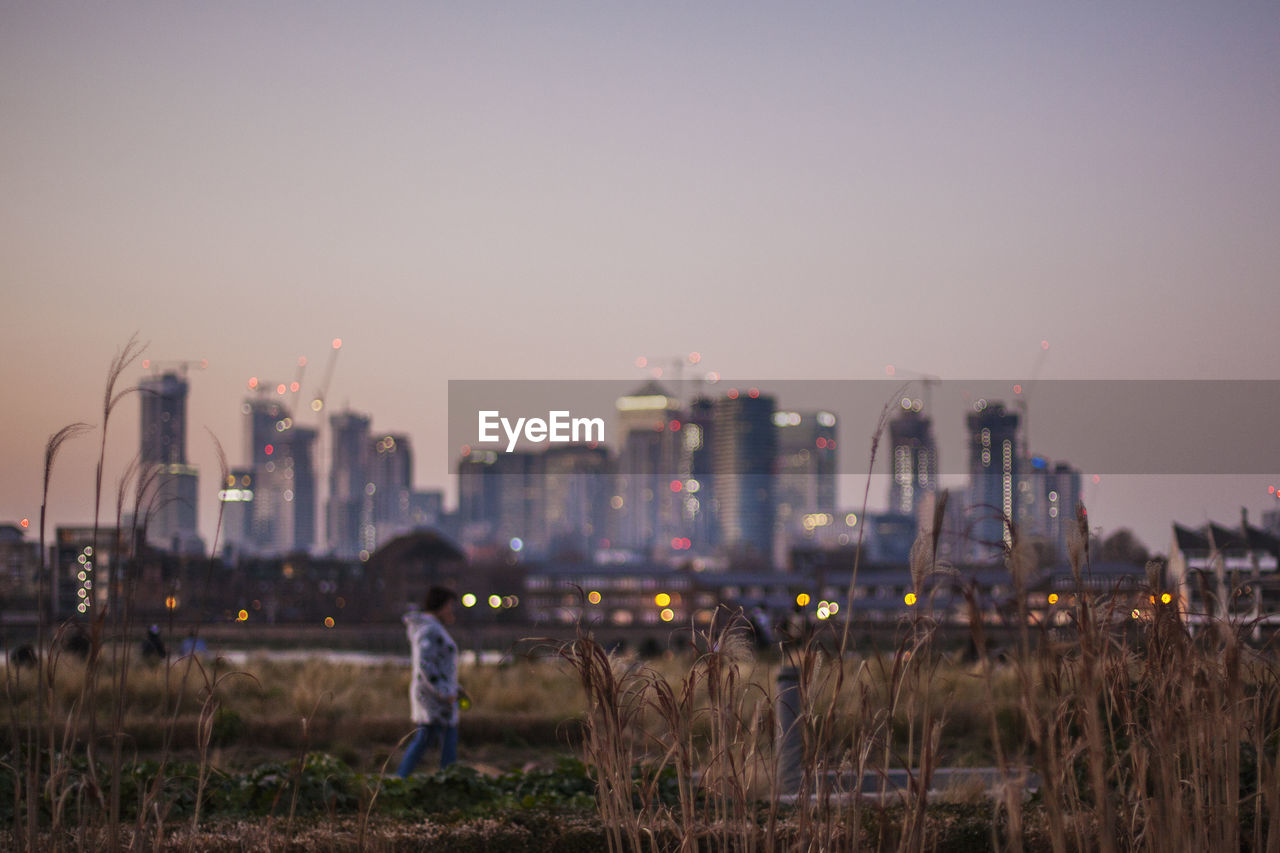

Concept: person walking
[[397, 586, 460, 776]]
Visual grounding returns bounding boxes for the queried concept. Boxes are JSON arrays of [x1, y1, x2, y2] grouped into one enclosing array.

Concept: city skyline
[[12, 363, 1278, 564], [3, 2, 1278, 554]]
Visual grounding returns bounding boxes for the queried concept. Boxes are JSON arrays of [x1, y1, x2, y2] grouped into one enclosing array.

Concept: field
[[8, 344, 1280, 851], [8, 587, 1280, 852]]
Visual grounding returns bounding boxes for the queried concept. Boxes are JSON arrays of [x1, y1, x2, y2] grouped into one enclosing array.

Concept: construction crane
[[635, 352, 714, 407], [884, 364, 940, 414], [291, 355, 308, 397], [308, 337, 344, 415], [1016, 340, 1052, 456]]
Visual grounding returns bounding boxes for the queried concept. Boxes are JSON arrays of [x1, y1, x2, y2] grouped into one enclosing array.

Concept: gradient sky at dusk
[[3, 2, 1278, 551]]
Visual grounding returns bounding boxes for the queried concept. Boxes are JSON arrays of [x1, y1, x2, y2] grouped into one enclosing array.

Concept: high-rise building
[[243, 397, 287, 554], [493, 450, 544, 555], [888, 403, 938, 522], [0, 523, 41, 608], [1010, 454, 1083, 566], [456, 449, 544, 556], [679, 396, 718, 551], [409, 490, 444, 529], [367, 432, 413, 548], [458, 450, 501, 536], [55, 526, 122, 617], [326, 410, 371, 559], [775, 410, 838, 548], [713, 391, 777, 562], [140, 372, 188, 465], [287, 425, 318, 553], [542, 444, 611, 559], [241, 395, 315, 555], [613, 383, 684, 556], [966, 401, 1020, 559], [1044, 460, 1082, 564], [138, 371, 202, 554], [216, 467, 255, 559]]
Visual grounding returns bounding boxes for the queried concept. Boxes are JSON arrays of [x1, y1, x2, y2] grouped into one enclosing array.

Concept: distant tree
[[1100, 528, 1150, 566]]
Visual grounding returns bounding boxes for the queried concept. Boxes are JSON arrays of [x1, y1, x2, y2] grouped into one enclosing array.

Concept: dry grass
[[557, 506, 1280, 852], [10, 348, 1280, 851], [11, 525, 1280, 851]]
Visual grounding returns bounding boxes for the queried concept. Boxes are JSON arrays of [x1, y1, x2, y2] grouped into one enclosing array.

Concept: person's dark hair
[[423, 585, 458, 613]]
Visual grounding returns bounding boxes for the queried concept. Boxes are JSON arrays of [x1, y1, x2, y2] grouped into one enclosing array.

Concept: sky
[[2, 1, 1279, 553]]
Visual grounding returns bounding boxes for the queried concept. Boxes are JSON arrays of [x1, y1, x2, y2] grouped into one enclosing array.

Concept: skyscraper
[[138, 371, 202, 554], [713, 391, 777, 562], [242, 395, 316, 555], [493, 450, 545, 555], [458, 450, 501, 536], [367, 432, 413, 548], [542, 444, 611, 559], [1044, 460, 1082, 564], [966, 401, 1020, 559], [243, 396, 286, 553], [287, 425, 318, 553], [679, 396, 718, 551], [887, 403, 937, 522], [456, 448, 544, 556], [775, 409, 838, 546], [613, 383, 683, 556], [327, 410, 371, 559], [217, 467, 255, 559]]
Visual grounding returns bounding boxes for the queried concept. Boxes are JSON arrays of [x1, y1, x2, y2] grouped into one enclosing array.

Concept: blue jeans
[[396, 723, 458, 777]]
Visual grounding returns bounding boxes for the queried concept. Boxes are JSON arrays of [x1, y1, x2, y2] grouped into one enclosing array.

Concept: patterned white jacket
[[404, 611, 459, 727]]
